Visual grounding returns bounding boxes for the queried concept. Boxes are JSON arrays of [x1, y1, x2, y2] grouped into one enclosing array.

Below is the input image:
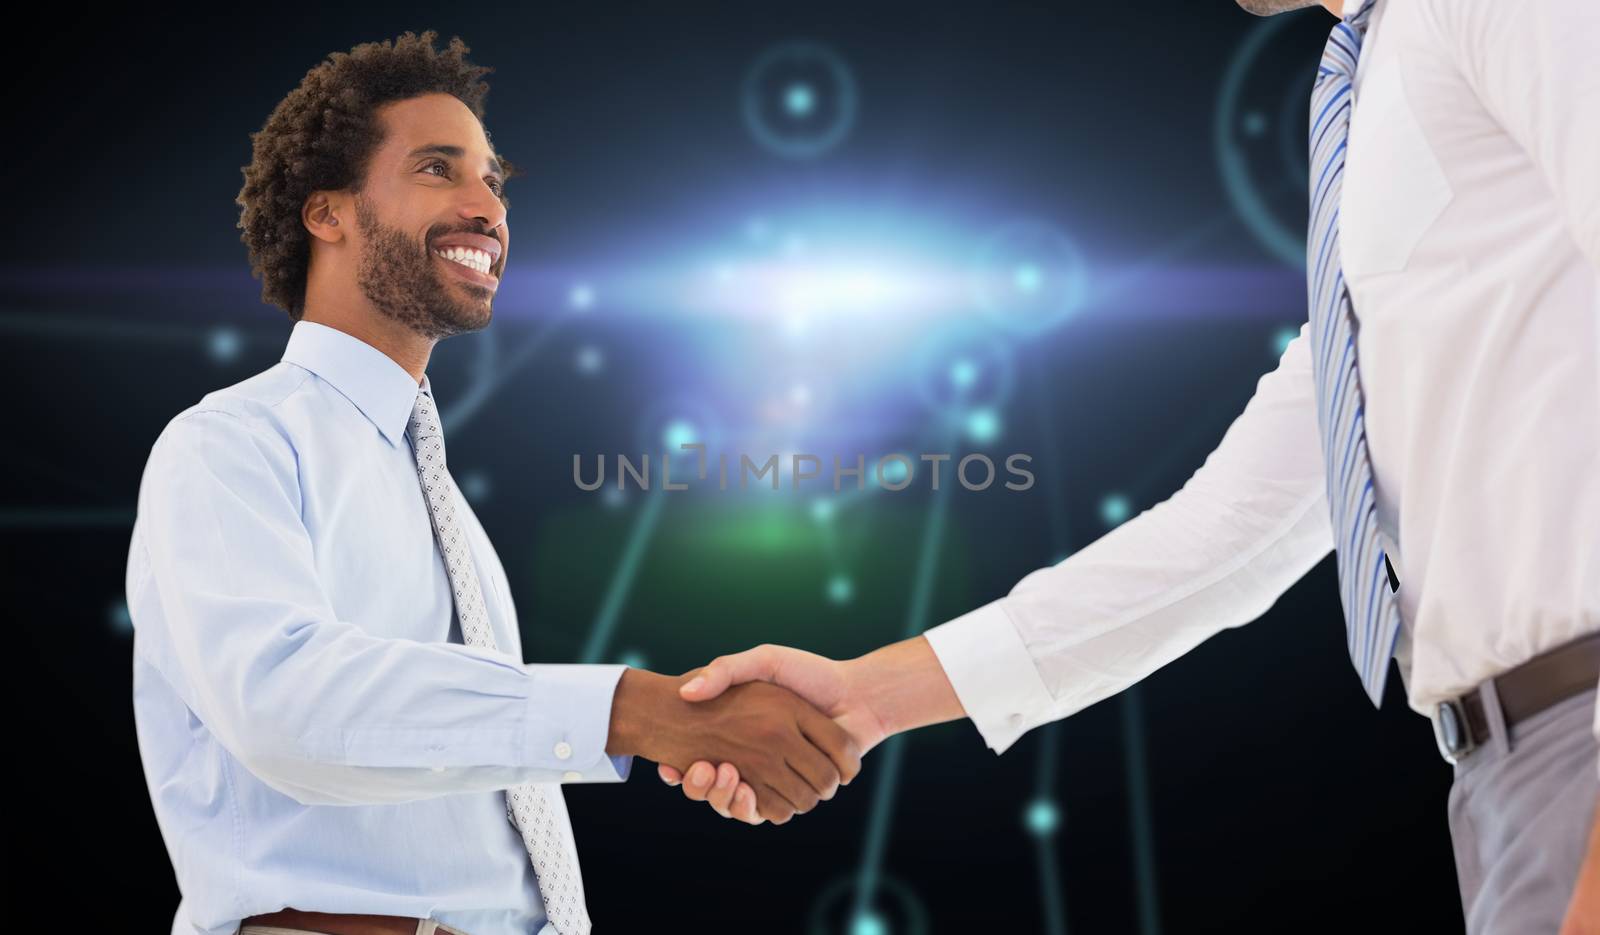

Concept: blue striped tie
[[1308, 0, 1403, 706]]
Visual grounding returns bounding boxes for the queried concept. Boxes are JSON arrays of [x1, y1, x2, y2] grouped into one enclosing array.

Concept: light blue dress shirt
[[127, 320, 631, 935]]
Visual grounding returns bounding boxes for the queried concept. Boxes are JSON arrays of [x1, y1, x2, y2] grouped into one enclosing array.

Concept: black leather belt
[[1431, 631, 1600, 764], [241, 908, 431, 934]]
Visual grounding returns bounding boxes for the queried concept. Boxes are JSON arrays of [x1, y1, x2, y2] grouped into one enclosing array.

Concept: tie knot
[[407, 387, 444, 446], [1322, 0, 1379, 72]]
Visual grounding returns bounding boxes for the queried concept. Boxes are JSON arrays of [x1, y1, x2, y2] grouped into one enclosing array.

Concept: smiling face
[[348, 92, 510, 340]]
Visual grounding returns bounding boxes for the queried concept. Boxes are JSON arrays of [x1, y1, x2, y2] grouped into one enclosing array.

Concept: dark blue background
[[7, 4, 1459, 932]]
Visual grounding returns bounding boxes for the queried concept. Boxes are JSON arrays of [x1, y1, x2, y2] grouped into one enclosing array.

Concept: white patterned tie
[[406, 386, 593, 935], [1307, 0, 1405, 706]]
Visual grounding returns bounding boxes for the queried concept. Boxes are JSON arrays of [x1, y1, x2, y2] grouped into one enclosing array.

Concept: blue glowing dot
[[618, 650, 648, 670], [965, 408, 1001, 444], [1013, 263, 1043, 294], [460, 471, 491, 503], [784, 82, 817, 117], [575, 345, 604, 375], [1100, 494, 1131, 527], [949, 358, 979, 390], [1242, 111, 1268, 138], [108, 599, 132, 635], [745, 217, 770, 242], [1272, 326, 1299, 357], [1026, 799, 1061, 836], [208, 327, 241, 363], [662, 419, 697, 450], [569, 283, 595, 310], [850, 912, 887, 935], [878, 458, 910, 485], [783, 234, 809, 257], [810, 499, 835, 524], [601, 487, 626, 509], [826, 575, 853, 604]]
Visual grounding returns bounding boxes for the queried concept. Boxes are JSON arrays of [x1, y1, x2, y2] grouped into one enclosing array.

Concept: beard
[[354, 193, 493, 340]]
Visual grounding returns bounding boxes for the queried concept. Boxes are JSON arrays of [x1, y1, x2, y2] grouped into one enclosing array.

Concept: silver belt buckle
[[1431, 697, 1476, 765]]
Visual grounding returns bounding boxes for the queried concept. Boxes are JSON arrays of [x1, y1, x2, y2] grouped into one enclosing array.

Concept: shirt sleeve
[[924, 324, 1336, 753], [1438, 0, 1600, 268], [129, 407, 632, 807]]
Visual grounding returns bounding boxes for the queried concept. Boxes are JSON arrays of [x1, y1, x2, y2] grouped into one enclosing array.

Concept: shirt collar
[[1345, 0, 1378, 26], [280, 320, 429, 447]]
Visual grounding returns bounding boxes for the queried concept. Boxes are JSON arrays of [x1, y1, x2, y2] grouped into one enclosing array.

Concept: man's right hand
[[604, 668, 862, 824], [658, 638, 967, 824]]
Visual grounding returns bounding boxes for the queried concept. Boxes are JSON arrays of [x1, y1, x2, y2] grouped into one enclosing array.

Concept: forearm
[[141, 594, 630, 804], [201, 644, 630, 804], [846, 636, 967, 739], [607, 667, 678, 760]]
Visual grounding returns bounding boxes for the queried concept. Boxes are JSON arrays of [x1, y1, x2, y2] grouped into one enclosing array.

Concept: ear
[[302, 192, 346, 244]]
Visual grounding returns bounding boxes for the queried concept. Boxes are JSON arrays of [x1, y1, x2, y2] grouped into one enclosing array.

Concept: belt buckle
[[1431, 697, 1476, 765]]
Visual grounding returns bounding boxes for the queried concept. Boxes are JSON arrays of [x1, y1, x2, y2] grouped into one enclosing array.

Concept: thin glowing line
[[1085, 211, 1241, 306], [1029, 358, 1071, 935], [440, 327, 500, 429], [578, 493, 669, 664], [1034, 723, 1062, 811], [0, 313, 280, 346], [0, 508, 135, 527], [1122, 686, 1163, 935], [816, 512, 845, 578], [445, 315, 571, 433], [1036, 829, 1070, 935], [1117, 379, 1260, 507], [851, 474, 952, 922]]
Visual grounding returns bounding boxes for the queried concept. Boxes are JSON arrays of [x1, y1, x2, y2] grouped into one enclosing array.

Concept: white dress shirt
[[925, 0, 1600, 770], [128, 320, 630, 935]]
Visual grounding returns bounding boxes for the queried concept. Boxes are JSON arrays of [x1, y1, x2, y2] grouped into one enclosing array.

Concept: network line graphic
[[4, 19, 1319, 934]]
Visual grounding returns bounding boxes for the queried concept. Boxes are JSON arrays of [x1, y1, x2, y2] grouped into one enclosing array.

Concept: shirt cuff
[[522, 663, 634, 783], [923, 599, 1055, 755]]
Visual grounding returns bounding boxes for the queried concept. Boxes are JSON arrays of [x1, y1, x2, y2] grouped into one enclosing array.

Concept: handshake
[[604, 638, 957, 824]]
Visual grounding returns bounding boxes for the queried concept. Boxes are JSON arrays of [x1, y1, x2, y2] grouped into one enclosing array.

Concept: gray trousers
[[1447, 682, 1598, 933]]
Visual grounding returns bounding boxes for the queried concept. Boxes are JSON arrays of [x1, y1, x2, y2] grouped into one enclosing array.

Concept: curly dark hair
[[235, 30, 520, 320]]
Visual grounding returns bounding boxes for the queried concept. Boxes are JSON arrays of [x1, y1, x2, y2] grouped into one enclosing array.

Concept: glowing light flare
[[688, 258, 962, 323]]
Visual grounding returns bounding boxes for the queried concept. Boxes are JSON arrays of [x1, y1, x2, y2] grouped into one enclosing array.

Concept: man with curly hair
[[127, 30, 861, 935]]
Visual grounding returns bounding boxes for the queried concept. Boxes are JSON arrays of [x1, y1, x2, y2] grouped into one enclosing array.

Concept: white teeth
[[434, 246, 493, 275]]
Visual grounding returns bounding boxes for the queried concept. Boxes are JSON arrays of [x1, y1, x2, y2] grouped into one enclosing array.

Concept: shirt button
[[1008, 713, 1024, 728], [563, 771, 582, 782], [554, 741, 573, 760]]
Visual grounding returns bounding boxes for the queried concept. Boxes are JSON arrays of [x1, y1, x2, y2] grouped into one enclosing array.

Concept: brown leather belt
[[1431, 631, 1600, 764], [240, 908, 432, 935]]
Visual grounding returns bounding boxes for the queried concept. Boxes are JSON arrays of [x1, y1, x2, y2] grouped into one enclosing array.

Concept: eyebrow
[[405, 144, 504, 179]]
